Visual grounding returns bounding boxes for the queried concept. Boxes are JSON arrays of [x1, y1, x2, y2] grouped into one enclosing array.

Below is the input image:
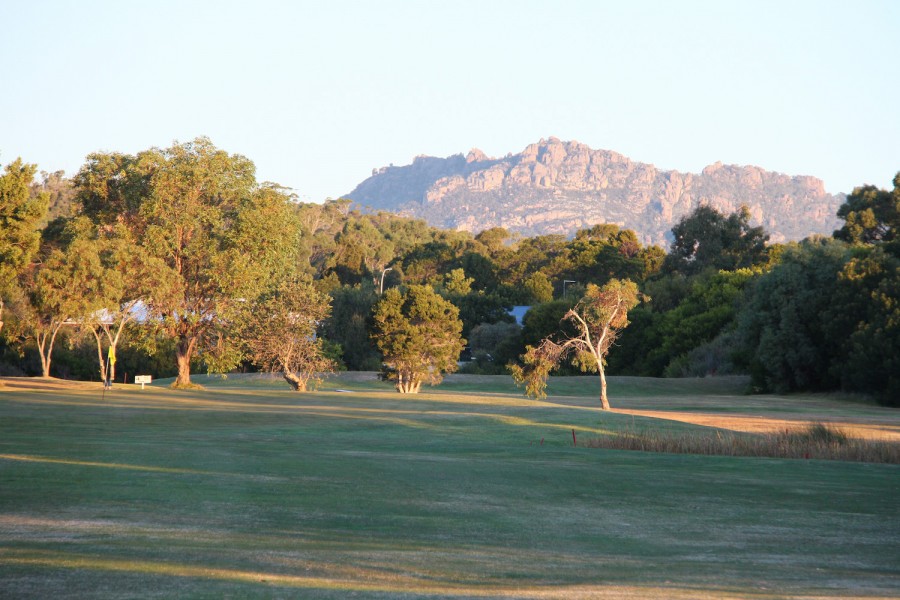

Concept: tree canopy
[[665, 205, 769, 275], [734, 237, 851, 394], [0, 159, 49, 336], [371, 284, 465, 393], [834, 172, 900, 253], [72, 138, 302, 386]]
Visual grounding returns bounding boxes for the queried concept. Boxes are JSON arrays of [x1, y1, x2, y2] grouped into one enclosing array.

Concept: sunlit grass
[[0, 454, 234, 476], [0, 548, 782, 599]]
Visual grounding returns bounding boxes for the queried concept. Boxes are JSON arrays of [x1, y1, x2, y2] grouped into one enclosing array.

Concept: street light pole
[[563, 280, 577, 298], [380, 267, 394, 294]]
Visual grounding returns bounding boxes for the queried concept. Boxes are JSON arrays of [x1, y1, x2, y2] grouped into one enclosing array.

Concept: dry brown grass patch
[[588, 423, 900, 464]]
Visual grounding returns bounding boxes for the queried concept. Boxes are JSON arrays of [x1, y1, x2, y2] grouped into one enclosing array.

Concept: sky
[[2, 0, 898, 202]]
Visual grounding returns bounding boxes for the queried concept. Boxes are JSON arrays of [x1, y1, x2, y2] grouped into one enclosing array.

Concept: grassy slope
[[0, 373, 898, 598]]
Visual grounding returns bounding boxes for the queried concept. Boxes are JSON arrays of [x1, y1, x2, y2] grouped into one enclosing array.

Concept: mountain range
[[345, 137, 844, 246]]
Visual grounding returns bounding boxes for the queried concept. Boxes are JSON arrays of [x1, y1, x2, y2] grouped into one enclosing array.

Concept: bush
[[663, 331, 740, 377]]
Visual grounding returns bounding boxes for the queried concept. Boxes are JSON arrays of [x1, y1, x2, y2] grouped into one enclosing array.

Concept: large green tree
[[401, 241, 461, 285], [16, 223, 107, 377], [499, 234, 569, 285], [733, 234, 899, 405], [69, 218, 155, 384], [327, 216, 395, 285], [73, 138, 301, 387], [665, 205, 769, 276], [566, 224, 648, 284], [834, 172, 899, 252], [0, 159, 49, 336], [826, 246, 900, 405], [734, 237, 851, 393], [371, 284, 465, 393], [640, 269, 757, 377]]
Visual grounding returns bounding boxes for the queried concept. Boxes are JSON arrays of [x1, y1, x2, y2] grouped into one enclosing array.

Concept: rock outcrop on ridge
[[346, 137, 843, 245]]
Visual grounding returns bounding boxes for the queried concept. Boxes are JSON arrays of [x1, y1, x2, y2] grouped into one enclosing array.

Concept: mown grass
[[0, 373, 898, 598]]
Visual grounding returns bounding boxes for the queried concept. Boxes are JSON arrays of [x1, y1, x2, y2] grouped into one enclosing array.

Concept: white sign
[[134, 375, 152, 390]]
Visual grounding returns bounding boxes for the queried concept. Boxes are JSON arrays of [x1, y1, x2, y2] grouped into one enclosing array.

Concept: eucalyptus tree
[[17, 223, 106, 377], [511, 279, 641, 409], [241, 279, 334, 391], [75, 219, 155, 384], [566, 224, 647, 284], [327, 216, 395, 285], [73, 138, 302, 387], [0, 158, 49, 336], [499, 234, 569, 285]]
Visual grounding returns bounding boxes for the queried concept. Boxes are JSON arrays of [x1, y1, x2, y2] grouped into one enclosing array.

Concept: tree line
[[0, 138, 897, 405]]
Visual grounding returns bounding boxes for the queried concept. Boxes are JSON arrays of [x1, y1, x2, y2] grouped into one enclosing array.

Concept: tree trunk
[[282, 371, 306, 391], [599, 363, 611, 410], [174, 338, 196, 387], [36, 323, 64, 378], [37, 333, 51, 377], [396, 370, 421, 394], [88, 327, 109, 383], [105, 305, 136, 385]]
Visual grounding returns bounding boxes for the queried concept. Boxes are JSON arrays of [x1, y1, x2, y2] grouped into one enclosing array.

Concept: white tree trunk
[[396, 370, 421, 393], [90, 327, 108, 383], [37, 322, 64, 378], [599, 363, 611, 411]]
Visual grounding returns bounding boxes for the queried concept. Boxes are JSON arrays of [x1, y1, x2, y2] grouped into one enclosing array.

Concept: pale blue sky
[[2, 0, 897, 202]]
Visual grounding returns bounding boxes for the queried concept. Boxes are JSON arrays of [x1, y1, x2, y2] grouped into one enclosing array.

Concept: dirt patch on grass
[[0, 377, 99, 392]]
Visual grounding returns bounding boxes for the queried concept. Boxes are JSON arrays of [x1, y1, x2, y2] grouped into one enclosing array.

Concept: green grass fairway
[[1, 373, 898, 598]]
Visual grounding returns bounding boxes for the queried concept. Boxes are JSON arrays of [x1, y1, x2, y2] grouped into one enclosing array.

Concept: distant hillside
[[346, 137, 844, 246]]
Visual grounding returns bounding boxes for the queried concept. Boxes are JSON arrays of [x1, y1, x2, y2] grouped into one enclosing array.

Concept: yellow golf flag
[[108, 345, 116, 366]]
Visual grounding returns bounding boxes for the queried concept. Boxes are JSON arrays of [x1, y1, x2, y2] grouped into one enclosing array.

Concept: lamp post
[[380, 267, 394, 294], [563, 280, 577, 298]]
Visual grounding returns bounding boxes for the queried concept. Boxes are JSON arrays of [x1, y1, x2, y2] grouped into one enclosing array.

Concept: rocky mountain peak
[[347, 138, 843, 246], [466, 148, 490, 163]]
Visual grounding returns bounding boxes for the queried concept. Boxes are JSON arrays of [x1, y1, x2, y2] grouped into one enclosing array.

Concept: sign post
[[134, 375, 152, 390]]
